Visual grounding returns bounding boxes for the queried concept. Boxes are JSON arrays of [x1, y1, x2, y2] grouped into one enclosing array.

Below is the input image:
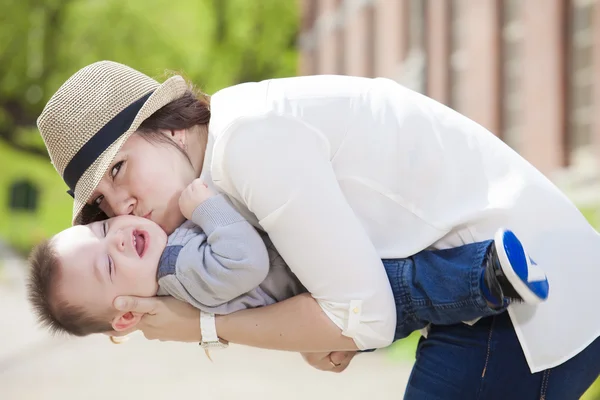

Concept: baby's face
[[53, 215, 168, 318]]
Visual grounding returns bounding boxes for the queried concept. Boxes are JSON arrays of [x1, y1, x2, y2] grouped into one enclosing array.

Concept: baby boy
[[27, 179, 549, 341]]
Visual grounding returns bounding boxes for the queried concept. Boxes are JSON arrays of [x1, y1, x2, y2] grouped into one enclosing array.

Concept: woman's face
[[90, 131, 197, 234]]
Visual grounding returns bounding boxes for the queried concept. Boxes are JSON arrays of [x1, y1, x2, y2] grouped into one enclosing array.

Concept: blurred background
[[0, 0, 598, 398]]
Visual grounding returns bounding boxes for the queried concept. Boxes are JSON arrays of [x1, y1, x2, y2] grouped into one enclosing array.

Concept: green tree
[[0, 0, 298, 158], [0, 0, 298, 254]]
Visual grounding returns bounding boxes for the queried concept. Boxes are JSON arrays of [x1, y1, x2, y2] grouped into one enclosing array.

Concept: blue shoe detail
[[480, 269, 502, 306], [502, 230, 528, 279], [496, 229, 550, 304], [528, 279, 550, 301], [530, 257, 537, 266]]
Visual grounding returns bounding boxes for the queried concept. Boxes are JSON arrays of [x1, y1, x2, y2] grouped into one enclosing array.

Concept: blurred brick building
[[298, 0, 600, 208]]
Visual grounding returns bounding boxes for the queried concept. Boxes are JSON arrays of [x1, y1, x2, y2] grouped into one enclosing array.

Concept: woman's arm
[[113, 293, 358, 351], [217, 293, 358, 351]]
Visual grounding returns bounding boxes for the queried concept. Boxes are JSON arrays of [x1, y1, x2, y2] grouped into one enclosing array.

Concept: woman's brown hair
[[138, 80, 211, 133]]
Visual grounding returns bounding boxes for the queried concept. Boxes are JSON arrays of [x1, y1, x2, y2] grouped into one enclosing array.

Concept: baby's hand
[[179, 179, 215, 220]]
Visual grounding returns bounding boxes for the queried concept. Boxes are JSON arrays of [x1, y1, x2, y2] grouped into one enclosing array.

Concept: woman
[[38, 61, 600, 399]]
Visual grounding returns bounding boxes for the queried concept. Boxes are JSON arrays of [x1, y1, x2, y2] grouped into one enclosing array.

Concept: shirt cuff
[[316, 298, 394, 351], [191, 194, 246, 235]]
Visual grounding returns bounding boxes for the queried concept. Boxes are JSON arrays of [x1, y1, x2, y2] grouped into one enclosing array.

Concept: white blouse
[[203, 74, 600, 373]]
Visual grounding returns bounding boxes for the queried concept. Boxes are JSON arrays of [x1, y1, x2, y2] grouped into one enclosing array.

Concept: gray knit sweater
[[156, 194, 306, 315]]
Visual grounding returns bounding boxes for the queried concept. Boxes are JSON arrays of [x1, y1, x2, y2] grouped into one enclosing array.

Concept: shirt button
[[353, 307, 360, 314]]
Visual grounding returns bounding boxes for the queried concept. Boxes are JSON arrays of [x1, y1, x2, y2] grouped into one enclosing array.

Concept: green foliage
[[1, 0, 297, 114], [1, 0, 298, 254]]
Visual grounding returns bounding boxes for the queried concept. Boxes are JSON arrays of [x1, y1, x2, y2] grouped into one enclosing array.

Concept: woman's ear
[[161, 129, 187, 150], [111, 311, 142, 332]]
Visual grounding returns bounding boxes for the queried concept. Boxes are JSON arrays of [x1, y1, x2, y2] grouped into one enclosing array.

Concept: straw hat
[[37, 61, 188, 225]]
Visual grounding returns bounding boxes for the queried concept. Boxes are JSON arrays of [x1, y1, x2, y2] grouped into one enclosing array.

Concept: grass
[[385, 332, 420, 362], [579, 202, 600, 399], [0, 141, 72, 256], [583, 380, 600, 400]]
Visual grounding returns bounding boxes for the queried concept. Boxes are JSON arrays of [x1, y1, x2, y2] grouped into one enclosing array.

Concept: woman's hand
[[113, 296, 201, 342], [301, 351, 358, 373]]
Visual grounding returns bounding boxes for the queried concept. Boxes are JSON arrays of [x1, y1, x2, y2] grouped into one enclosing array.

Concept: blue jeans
[[385, 242, 600, 399], [382, 240, 503, 340], [402, 314, 600, 399]]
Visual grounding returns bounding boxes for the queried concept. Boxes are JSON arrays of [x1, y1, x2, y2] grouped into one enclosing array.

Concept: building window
[[407, 0, 426, 53], [366, 3, 376, 77], [449, 0, 468, 112], [302, 0, 319, 32], [568, 0, 595, 162], [400, 0, 427, 92], [501, 0, 524, 151], [335, 24, 345, 75]]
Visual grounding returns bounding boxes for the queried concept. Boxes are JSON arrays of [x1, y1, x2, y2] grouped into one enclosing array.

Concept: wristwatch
[[199, 311, 228, 351]]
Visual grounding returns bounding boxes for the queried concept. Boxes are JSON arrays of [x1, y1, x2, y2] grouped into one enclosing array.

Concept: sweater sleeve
[[214, 112, 397, 350], [169, 194, 270, 307]]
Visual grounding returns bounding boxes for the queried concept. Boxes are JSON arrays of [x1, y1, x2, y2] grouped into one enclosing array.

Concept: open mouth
[[132, 230, 148, 258]]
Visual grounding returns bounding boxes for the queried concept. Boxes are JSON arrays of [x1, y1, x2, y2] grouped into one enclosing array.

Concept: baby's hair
[[27, 238, 112, 336]]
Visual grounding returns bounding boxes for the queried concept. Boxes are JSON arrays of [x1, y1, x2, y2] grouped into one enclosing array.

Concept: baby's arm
[[163, 179, 270, 307]]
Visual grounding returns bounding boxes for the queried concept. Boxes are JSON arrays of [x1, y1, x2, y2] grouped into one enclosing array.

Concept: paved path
[[0, 248, 413, 400]]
